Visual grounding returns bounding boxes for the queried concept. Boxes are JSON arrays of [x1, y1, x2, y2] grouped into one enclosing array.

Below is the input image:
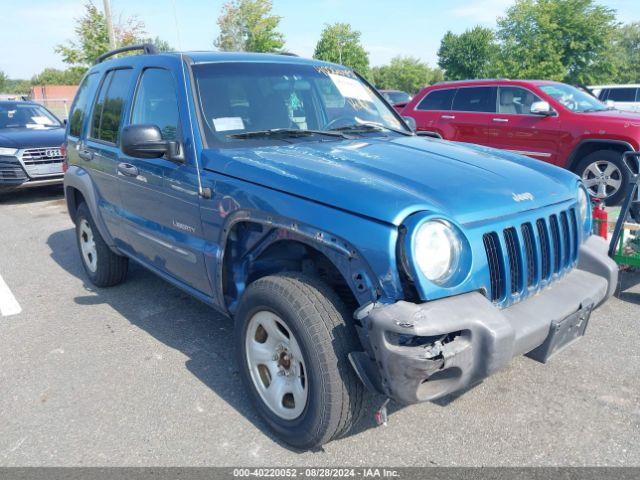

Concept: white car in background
[[589, 84, 640, 112]]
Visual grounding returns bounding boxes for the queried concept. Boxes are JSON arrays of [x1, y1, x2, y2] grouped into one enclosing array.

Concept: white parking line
[[0, 274, 21, 317]]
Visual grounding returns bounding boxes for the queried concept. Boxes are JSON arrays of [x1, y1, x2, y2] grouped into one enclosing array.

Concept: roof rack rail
[[94, 43, 158, 65]]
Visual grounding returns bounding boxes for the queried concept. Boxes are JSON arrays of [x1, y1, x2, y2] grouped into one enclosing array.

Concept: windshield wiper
[[228, 128, 350, 140], [328, 122, 413, 136]]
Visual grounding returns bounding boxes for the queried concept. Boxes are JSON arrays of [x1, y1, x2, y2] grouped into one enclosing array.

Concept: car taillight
[[61, 143, 69, 173]]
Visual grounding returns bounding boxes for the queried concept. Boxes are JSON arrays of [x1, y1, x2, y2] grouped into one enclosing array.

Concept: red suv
[[402, 79, 640, 205]]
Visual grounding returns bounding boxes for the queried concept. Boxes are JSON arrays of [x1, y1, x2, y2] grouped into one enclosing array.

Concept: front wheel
[[576, 150, 629, 206], [235, 273, 364, 449]]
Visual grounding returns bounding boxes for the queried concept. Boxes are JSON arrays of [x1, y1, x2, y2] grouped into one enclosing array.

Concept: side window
[[498, 86, 542, 114], [607, 88, 637, 102], [598, 89, 609, 101], [90, 69, 133, 144], [131, 68, 180, 140], [452, 87, 497, 113], [416, 89, 455, 111], [68, 73, 98, 137]]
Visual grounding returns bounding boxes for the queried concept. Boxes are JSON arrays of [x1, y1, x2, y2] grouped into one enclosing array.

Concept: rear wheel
[[75, 202, 128, 287], [235, 272, 364, 449], [576, 150, 629, 205]]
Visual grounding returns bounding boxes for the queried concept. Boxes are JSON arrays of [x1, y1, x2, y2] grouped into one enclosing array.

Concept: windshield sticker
[[329, 73, 371, 102], [213, 117, 245, 132], [31, 116, 54, 125]]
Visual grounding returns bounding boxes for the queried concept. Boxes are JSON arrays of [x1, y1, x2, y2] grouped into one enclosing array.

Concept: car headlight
[[577, 186, 589, 224], [414, 220, 462, 285], [0, 147, 18, 156]]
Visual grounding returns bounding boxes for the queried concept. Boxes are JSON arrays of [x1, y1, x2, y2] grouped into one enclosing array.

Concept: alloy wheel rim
[[245, 310, 308, 420], [79, 219, 97, 273], [582, 160, 622, 199]]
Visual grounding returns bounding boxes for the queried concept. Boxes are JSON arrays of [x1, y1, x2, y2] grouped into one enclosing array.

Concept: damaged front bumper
[[351, 235, 618, 405]]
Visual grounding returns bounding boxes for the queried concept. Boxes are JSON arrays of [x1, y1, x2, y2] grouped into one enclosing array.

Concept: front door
[[487, 86, 563, 166], [117, 67, 212, 296]]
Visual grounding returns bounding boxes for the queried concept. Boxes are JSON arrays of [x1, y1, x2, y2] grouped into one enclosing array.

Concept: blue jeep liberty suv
[[63, 45, 618, 448]]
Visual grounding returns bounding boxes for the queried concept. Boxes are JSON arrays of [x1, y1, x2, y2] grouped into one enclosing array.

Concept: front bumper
[[355, 235, 617, 404]]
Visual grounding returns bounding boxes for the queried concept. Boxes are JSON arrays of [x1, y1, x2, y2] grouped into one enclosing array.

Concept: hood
[[202, 136, 579, 226], [0, 127, 65, 149]]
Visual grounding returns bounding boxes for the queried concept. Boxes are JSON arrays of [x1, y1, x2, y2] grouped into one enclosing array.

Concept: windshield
[[383, 91, 412, 104], [539, 83, 609, 112], [193, 62, 406, 147], [0, 103, 61, 129]]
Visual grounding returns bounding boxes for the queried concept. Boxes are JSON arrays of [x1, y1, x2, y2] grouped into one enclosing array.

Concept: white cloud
[[450, 0, 515, 25]]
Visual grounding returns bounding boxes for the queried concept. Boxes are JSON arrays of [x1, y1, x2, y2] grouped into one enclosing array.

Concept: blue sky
[[1, 0, 639, 78]]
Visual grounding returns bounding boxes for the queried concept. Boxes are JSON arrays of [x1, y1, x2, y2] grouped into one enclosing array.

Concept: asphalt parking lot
[[1, 186, 639, 467]]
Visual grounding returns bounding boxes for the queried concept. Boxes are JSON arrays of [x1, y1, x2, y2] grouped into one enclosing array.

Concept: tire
[[575, 150, 630, 206], [75, 202, 128, 287], [235, 272, 364, 449]]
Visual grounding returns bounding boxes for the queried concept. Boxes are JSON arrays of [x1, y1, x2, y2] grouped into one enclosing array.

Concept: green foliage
[[313, 23, 370, 77], [372, 56, 443, 93], [214, 0, 285, 53], [494, 0, 618, 84], [612, 22, 640, 83], [0, 71, 7, 92], [3, 79, 32, 95], [31, 67, 87, 86], [55, 1, 170, 67], [437, 27, 498, 80]]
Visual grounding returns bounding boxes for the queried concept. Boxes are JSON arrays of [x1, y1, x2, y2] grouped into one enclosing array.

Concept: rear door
[[447, 86, 496, 145], [410, 88, 456, 138], [116, 65, 212, 296], [486, 86, 564, 165], [84, 68, 134, 245]]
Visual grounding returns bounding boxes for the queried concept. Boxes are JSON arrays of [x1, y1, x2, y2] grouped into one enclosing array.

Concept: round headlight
[[414, 220, 461, 285], [578, 187, 589, 224]]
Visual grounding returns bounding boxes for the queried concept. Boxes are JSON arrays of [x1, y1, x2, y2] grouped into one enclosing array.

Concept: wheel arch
[[567, 139, 635, 172], [218, 211, 380, 315]]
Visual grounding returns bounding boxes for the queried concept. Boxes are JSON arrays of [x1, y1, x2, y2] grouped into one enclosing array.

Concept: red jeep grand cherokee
[[402, 79, 640, 205]]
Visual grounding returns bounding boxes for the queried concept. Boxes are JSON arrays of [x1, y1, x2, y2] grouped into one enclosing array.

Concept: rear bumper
[[355, 235, 617, 404]]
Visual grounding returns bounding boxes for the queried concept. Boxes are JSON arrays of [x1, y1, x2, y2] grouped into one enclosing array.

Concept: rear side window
[[90, 69, 133, 144], [131, 69, 180, 141], [68, 73, 98, 137], [452, 87, 497, 113], [416, 89, 455, 111], [597, 89, 609, 101], [607, 88, 637, 102]]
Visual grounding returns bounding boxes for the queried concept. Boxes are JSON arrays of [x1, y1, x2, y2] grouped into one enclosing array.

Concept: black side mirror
[[121, 124, 182, 161]]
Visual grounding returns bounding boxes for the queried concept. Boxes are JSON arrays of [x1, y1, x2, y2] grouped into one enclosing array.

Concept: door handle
[[492, 118, 509, 123], [441, 115, 456, 119], [78, 149, 94, 161], [117, 162, 139, 177]]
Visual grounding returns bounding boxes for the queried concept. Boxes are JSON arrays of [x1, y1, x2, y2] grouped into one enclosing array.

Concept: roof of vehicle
[[0, 100, 40, 107], [427, 79, 563, 89], [588, 84, 640, 89], [96, 50, 347, 70]]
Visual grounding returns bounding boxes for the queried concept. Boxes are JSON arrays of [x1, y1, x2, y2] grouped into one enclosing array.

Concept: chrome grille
[[484, 208, 579, 304], [21, 147, 64, 177]]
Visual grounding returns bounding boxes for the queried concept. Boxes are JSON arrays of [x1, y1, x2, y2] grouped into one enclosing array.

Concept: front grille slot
[[549, 214, 562, 273], [484, 208, 578, 305], [537, 219, 551, 281], [521, 223, 536, 287], [503, 227, 522, 294], [21, 147, 64, 178], [483, 232, 505, 302]]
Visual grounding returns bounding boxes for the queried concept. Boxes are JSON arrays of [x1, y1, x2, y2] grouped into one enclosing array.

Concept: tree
[[0, 71, 7, 93], [372, 57, 443, 93], [55, 1, 169, 67], [494, 0, 618, 84], [4, 79, 31, 95], [31, 67, 87, 85], [214, 0, 284, 53], [612, 22, 640, 83], [437, 27, 498, 80], [313, 23, 370, 77]]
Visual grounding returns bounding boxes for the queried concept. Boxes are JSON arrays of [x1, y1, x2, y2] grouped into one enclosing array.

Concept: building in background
[[29, 85, 79, 119]]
